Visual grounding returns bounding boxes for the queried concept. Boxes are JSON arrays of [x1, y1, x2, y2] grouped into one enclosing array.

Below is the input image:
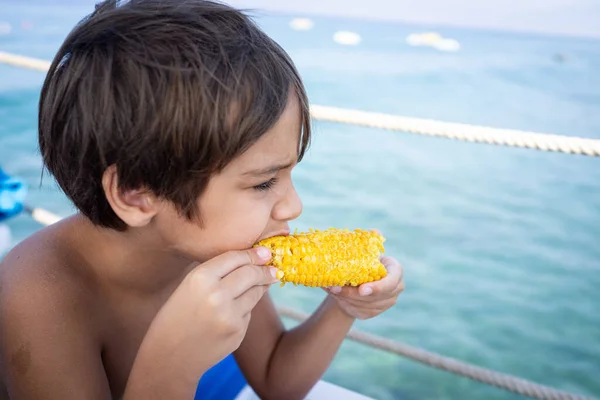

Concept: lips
[[261, 229, 290, 241]]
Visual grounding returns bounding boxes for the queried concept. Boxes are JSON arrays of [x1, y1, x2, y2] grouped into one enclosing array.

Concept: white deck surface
[[234, 380, 375, 400]]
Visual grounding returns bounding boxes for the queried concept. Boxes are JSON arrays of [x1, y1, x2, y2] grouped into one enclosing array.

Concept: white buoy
[[405, 32, 460, 52], [434, 38, 460, 52], [289, 18, 314, 31], [333, 30, 361, 46], [406, 32, 442, 47]]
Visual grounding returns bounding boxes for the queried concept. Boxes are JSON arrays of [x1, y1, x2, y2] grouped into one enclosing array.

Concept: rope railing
[[18, 208, 595, 400], [279, 306, 595, 400], [310, 105, 600, 157], [0, 51, 51, 72], [2, 50, 600, 157]]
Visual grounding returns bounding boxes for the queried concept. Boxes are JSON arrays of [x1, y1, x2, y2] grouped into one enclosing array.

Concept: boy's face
[[154, 94, 304, 263]]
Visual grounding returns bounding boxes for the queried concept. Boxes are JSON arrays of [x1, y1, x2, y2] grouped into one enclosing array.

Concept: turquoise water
[[1, 2, 599, 399]]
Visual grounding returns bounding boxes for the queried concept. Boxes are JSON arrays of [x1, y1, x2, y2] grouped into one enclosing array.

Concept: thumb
[[204, 246, 272, 278]]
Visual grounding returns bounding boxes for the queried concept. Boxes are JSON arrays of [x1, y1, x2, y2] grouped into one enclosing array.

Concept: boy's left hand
[[325, 255, 404, 320]]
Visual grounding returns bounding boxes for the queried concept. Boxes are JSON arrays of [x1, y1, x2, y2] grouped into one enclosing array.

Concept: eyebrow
[[242, 160, 296, 176]]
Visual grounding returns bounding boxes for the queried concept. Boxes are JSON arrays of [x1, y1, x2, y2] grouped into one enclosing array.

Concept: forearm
[[263, 295, 355, 399]]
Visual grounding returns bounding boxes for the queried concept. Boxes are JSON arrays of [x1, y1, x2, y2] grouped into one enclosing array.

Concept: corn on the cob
[[255, 228, 387, 287]]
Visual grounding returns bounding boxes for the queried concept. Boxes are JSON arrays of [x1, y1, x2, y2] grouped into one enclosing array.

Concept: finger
[[327, 282, 394, 300], [325, 257, 401, 297], [222, 264, 280, 298], [331, 295, 397, 310], [203, 247, 273, 278], [235, 284, 270, 315], [329, 276, 404, 301], [357, 257, 402, 297], [326, 276, 392, 298], [327, 285, 359, 297]]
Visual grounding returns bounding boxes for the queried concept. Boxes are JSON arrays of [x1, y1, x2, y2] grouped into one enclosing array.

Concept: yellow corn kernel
[[255, 228, 387, 287]]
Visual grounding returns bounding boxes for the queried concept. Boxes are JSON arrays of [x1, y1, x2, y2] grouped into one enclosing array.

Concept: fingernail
[[330, 286, 342, 294], [270, 267, 282, 280], [360, 286, 373, 296], [256, 246, 271, 259]]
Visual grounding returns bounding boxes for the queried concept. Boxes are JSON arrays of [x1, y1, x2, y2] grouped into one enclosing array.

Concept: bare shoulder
[[0, 217, 97, 314], [0, 218, 110, 399]]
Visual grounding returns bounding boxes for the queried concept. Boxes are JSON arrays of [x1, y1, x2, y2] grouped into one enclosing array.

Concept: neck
[[68, 214, 194, 294]]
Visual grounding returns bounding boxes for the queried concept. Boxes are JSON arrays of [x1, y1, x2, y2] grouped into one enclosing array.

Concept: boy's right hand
[[124, 246, 278, 399]]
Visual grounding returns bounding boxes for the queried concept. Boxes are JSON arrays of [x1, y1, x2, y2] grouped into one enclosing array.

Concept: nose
[[272, 182, 303, 222]]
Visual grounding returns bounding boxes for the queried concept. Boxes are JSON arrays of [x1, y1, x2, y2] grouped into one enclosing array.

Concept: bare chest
[[99, 294, 170, 399]]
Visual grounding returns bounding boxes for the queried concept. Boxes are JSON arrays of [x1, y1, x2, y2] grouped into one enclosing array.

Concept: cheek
[[177, 193, 273, 260], [217, 197, 272, 240]]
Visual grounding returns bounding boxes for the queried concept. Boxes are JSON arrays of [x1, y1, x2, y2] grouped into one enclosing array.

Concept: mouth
[[260, 229, 290, 241]]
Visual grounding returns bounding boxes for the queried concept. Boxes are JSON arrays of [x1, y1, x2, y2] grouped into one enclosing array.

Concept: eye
[[253, 177, 278, 192]]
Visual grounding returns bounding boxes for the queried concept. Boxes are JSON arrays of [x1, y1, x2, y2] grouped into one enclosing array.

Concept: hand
[[324, 255, 404, 320], [125, 247, 280, 398]]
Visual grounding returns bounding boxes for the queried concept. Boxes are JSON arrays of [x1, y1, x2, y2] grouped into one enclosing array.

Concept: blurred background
[[1, 0, 599, 399]]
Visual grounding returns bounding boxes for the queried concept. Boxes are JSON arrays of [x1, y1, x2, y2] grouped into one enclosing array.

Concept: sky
[[225, 0, 600, 38]]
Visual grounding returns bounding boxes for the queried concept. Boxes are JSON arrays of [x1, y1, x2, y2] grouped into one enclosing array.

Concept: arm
[[235, 256, 404, 399], [234, 292, 354, 399], [1, 245, 278, 400]]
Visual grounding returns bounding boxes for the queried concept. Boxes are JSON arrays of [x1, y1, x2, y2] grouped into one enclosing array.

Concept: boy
[[0, 1, 405, 399]]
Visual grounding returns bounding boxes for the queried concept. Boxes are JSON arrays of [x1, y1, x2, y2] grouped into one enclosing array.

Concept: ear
[[101, 165, 159, 227]]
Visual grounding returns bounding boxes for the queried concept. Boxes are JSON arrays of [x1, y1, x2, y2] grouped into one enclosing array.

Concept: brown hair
[[38, 0, 311, 230]]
